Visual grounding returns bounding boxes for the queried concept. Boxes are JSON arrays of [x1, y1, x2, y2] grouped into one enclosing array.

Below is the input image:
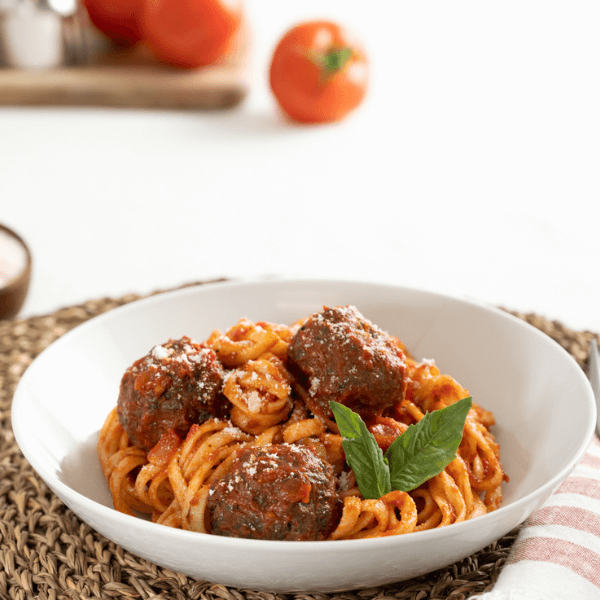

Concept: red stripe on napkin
[[527, 505, 600, 536], [580, 453, 600, 469], [555, 476, 600, 499], [506, 537, 600, 587]]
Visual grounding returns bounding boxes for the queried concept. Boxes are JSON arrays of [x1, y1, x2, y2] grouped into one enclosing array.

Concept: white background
[[2, 0, 599, 333]]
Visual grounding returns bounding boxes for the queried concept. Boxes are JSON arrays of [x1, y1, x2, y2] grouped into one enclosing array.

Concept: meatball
[[117, 336, 226, 451], [207, 444, 340, 541], [287, 305, 407, 419]]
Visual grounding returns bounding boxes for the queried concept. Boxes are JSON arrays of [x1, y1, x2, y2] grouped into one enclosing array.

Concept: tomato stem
[[316, 47, 353, 77], [325, 47, 352, 71]]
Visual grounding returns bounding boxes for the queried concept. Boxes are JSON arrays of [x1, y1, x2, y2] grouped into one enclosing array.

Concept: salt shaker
[[0, 0, 80, 68]]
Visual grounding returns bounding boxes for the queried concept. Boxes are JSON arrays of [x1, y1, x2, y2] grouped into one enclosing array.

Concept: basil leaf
[[329, 401, 391, 500], [385, 396, 472, 492]]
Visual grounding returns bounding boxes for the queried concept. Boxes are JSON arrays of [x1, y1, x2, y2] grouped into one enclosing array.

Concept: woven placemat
[[1, 282, 597, 600]]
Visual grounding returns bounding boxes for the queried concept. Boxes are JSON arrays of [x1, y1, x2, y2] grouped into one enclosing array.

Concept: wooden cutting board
[[0, 30, 250, 110]]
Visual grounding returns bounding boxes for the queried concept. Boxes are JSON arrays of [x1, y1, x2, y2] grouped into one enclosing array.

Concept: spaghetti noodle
[[98, 306, 507, 541]]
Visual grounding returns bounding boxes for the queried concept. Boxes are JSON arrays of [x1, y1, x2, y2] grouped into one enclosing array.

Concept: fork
[[587, 337, 600, 437]]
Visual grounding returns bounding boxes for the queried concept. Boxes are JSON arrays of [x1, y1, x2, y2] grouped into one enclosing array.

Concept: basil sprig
[[330, 396, 472, 499]]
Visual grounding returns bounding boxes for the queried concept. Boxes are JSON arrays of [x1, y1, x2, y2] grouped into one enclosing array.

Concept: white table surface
[[2, 0, 599, 334]]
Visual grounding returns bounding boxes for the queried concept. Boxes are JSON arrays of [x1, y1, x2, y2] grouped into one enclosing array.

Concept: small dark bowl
[[0, 224, 32, 320]]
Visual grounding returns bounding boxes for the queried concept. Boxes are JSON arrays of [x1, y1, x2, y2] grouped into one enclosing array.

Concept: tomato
[[82, 0, 144, 45], [141, 0, 243, 69], [269, 20, 369, 124]]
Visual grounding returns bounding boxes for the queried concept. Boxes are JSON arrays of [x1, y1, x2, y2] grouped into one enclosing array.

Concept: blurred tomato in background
[[82, 0, 144, 46], [269, 20, 368, 124], [81, 0, 243, 68], [141, 0, 243, 68]]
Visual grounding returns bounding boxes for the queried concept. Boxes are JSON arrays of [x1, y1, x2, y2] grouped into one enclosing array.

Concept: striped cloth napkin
[[473, 436, 600, 600]]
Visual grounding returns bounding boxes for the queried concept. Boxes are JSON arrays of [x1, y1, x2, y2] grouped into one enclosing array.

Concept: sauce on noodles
[[97, 305, 507, 540]]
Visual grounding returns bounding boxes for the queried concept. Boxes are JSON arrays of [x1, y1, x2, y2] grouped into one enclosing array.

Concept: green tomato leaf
[[385, 396, 473, 492], [323, 47, 353, 74], [329, 401, 391, 500]]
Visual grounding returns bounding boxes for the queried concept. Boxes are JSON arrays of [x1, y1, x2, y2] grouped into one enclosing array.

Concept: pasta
[[98, 307, 507, 541]]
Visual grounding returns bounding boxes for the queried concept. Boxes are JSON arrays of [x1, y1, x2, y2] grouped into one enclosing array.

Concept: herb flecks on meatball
[[117, 336, 226, 451], [207, 444, 339, 541], [287, 305, 407, 419]]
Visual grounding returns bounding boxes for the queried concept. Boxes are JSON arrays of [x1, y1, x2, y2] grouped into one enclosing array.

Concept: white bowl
[[12, 279, 596, 593]]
